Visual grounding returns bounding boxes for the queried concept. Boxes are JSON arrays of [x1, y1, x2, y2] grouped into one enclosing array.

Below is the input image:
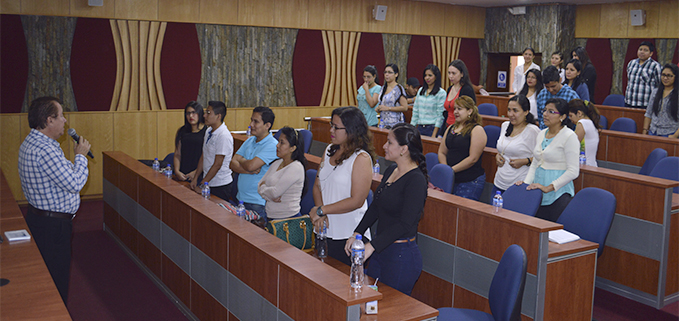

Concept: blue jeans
[[366, 239, 422, 296], [453, 173, 486, 201], [244, 202, 267, 220], [416, 124, 435, 137]]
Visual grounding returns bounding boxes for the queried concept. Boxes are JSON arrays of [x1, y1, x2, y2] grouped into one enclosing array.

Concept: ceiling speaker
[[630, 9, 645, 26], [373, 5, 387, 21]]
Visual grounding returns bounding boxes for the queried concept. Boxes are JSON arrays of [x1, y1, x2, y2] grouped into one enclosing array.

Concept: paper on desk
[[4, 229, 31, 242], [548, 229, 580, 244]]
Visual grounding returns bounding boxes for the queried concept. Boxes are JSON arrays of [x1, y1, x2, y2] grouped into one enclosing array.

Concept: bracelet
[[526, 158, 532, 166]]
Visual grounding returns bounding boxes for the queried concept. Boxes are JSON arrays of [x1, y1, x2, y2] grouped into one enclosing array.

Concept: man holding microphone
[[18, 96, 91, 304]]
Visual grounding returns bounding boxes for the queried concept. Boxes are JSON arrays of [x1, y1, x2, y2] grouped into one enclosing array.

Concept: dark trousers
[[416, 124, 435, 137], [536, 193, 573, 222], [366, 240, 422, 296], [328, 238, 352, 266], [25, 207, 73, 304], [210, 183, 232, 202]]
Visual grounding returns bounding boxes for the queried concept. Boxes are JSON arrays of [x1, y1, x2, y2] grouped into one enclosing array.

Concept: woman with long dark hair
[[519, 68, 544, 119], [357, 65, 382, 127], [310, 107, 377, 266], [494, 95, 540, 194], [173, 101, 207, 181], [568, 99, 601, 166], [512, 47, 541, 94], [410, 64, 446, 137], [571, 46, 597, 103], [443, 59, 477, 134], [551, 50, 565, 83], [347, 123, 428, 295], [517, 98, 580, 222], [644, 64, 679, 138], [258, 126, 308, 221], [563, 59, 590, 101], [375, 64, 408, 128]]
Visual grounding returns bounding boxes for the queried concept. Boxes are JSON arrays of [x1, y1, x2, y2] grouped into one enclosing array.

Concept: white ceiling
[[416, 0, 654, 8]]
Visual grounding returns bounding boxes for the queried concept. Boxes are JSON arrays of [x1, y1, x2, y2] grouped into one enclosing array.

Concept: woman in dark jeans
[[347, 123, 428, 295]]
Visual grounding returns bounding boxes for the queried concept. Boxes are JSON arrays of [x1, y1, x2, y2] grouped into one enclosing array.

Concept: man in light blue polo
[[230, 106, 278, 219]]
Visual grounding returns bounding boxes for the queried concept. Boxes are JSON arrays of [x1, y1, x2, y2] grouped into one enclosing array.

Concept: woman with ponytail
[[494, 95, 540, 194], [346, 123, 428, 296], [568, 99, 600, 166], [516, 98, 579, 222]]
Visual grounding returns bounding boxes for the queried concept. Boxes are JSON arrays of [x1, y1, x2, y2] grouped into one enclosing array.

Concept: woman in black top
[[572, 46, 597, 103], [346, 123, 428, 296], [438, 95, 487, 201], [173, 101, 207, 181]]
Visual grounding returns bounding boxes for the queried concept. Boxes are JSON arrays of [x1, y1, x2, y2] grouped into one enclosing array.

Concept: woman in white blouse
[[258, 126, 307, 221], [568, 99, 601, 167], [494, 95, 540, 193], [512, 47, 541, 94]]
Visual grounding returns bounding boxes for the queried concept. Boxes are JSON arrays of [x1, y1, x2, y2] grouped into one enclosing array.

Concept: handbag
[[265, 215, 314, 252]]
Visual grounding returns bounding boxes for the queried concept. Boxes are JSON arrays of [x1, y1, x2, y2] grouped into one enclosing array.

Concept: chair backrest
[[299, 129, 313, 154], [649, 157, 679, 193], [377, 156, 395, 175], [367, 189, 374, 207], [300, 169, 317, 215], [639, 148, 668, 176], [609, 117, 637, 133], [162, 153, 174, 169], [484, 125, 501, 148], [429, 163, 454, 193], [502, 184, 543, 216], [478, 103, 499, 116], [602, 94, 625, 107], [488, 244, 527, 321], [599, 115, 608, 130], [273, 130, 282, 140], [557, 187, 616, 257], [425, 152, 439, 174]]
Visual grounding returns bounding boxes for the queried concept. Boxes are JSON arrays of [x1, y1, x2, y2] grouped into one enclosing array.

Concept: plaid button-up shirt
[[625, 57, 662, 108]]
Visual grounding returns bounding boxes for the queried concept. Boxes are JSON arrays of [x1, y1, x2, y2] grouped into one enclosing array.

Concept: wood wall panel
[[453, 285, 492, 315], [199, 0, 238, 25], [138, 178, 162, 218], [411, 271, 453, 309], [158, 0, 200, 22], [138, 233, 162, 277], [598, 3, 629, 38], [0, 114, 25, 200], [1, 0, 21, 13], [466, 6, 485, 39], [577, 1, 678, 39], [115, 0, 158, 20], [581, 174, 665, 223], [597, 246, 660, 295], [319, 31, 361, 107], [419, 2, 446, 38], [545, 254, 596, 321], [627, 1, 660, 39], [191, 280, 228, 321], [113, 111, 158, 159], [657, 0, 679, 38], [156, 109, 183, 157], [161, 191, 191, 239], [431, 36, 461, 90], [20, 0, 70, 16], [575, 4, 601, 38], [237, 0, 275, 27], [307, 0, 340, 30], [228, 235, 278, 304], [444, 5, 466, 38], [339, 0, 371, 32], [70, 0, 115, 18], [162, 254, 191, 308], [103, 201, 120, 236], [274, 0, 308, 29], [119, 215, 140, 255], [278, 266, 349, 321], [67, 112, 114, 196], [418, 195, 458, 245], [389, 0, 421, 35], [190, 211, 229, 268]]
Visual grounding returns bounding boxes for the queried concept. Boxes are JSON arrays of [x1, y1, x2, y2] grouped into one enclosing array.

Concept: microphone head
[[68, 128, 76, 137]]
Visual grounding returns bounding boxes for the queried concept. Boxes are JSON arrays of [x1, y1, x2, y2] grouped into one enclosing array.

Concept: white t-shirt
[[494, 121, 541, 190], [258, 159, 305, 219], [578, 119, 599, 167], [318, 145, 371, 240], [527, 91, 538, 120], [202, 123, 234, 187]]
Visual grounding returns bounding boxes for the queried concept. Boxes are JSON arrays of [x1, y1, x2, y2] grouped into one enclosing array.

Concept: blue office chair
[[557, 188, 616, 257], [649, 157, 679, 193], [367, 189, 374, 207], [639, 148, 668, 176], [602, 94, 625, 107], [300, 169, 317, 215], [438, 244, 527, 321], [609, 117, 637, 133], [377, 156, 395, 175], [478, 103, 499, 116], [484, 125, 501, 149], [162, 153, 174, 169], [502, 184, 542, 217], [273, 130, 282, 140], [299, 129, 313, 154], [429, 163, 454, 193], [425, 152, 439, 173], [599, 115, 608, 130]]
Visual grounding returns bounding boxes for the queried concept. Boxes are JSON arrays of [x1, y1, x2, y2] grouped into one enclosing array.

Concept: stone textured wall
[[655, 39, 678, 66], [483, 5, 577, 70], [382, 34, 411, 87], [610, 39, 630, 95], [21, 15, 77, 112], [196, 25, 297, 108]]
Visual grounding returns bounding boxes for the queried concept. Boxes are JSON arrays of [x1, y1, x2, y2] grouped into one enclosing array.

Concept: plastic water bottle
[[201, 182, 210, 200], [164, 165, 172, 178], [246, 126, 251, 137], [373, 162, 380, 175], [236, 201, 246, 220], [579, 151, 587, 166], [350, 235, 365, 290], [316, 221, 328, 259], [152, 158, 160, 172], [377, 116, 385, 129], [492, 191, 503, 213]]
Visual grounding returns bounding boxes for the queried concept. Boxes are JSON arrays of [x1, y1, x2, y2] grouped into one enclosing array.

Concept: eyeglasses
[[544, 109, 560, 115], [661, 73, 675, 78], [330, 123, 346, 130], [185, 111, 197, 116]]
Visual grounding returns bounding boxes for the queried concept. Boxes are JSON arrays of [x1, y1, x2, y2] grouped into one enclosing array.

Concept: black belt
[[29, 205, 75, 221]]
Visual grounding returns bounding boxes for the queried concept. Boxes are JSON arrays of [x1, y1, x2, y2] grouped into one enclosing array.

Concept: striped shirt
[[18, 129, 89, 214], [536, 84, 580, 129], [625, 58, 661, 108], [410, 87, 446, 128]]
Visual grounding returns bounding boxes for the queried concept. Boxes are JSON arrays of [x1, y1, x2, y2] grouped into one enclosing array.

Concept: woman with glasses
[[345, 123, 428, 295], [310, 107, 377, 266], [357, 65, 382, 127], [516, 98, 579, 222], [375, 64, 408, 128], [173, 101, 207, 181], [644, 64, 679, 138]]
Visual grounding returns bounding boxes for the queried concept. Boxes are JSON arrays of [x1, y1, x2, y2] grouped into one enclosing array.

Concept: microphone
[[68, 128, 94, 159]]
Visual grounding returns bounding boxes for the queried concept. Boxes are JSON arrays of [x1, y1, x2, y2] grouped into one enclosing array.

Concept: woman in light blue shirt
[[357, 65, 382, 126], [410, 64, 446, 137]]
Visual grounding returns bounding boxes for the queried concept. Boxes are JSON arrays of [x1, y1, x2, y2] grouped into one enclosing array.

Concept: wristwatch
[[316, 206, 325, 217]]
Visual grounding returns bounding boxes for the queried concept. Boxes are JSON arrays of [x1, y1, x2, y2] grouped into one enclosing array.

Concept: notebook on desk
[[549, 229, 580, 244]]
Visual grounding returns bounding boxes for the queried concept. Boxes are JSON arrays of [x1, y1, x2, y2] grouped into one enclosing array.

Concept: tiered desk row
[[102, 151, 438, 321], [0, 170, 72, 320]]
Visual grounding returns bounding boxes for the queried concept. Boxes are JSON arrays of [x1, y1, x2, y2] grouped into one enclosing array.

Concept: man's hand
[[74, 136, 91, 156]]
